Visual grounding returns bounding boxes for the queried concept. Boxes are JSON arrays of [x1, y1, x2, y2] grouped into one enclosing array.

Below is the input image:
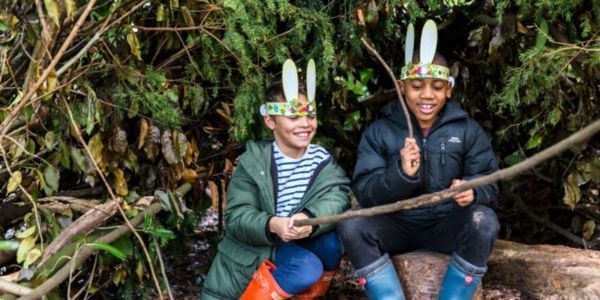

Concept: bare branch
[[295, 119, 600, 227]]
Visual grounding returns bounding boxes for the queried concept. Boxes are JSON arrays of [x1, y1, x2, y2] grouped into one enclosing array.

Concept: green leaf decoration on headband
[[265, 100, 316, 117], [282, 59, 298, 102], [405, 23, 415, 66], [306, 59, 316, 102], [420, 20, 437, 64]]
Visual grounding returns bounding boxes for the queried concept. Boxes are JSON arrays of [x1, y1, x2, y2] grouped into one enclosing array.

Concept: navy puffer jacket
[[353, 100, 499, 208]]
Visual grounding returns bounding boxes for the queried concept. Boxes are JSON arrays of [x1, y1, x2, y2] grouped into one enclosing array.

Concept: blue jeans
[[272, 231, 343, 294]]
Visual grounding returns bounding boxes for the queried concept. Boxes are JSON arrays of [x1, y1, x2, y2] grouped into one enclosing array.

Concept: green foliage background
[[0, 0, 598, 296]]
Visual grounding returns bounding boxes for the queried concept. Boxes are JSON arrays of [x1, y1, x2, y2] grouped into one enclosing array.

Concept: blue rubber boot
[[437, 263, 481, 300], [356, 254, 405, 300]]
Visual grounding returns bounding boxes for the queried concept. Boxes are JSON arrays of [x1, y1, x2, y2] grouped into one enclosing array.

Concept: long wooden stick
[[360, 37, 413, 138], [295, 119, 600, 226]]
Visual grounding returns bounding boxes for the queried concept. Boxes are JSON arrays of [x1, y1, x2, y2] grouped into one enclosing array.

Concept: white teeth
[[419, 104, 433, 109], [295, 132, 309, 137]]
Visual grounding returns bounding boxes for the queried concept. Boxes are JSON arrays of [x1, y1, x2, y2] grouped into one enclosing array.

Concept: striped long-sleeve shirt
[[273, 142, 330, 216]]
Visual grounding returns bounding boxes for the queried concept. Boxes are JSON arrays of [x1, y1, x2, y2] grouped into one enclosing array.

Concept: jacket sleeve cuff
[[387, 157, 419, 186], [265, 216, 279, 243]]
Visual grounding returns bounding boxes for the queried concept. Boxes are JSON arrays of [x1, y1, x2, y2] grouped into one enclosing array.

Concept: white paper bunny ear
[[282, 59, 298, 102], [420, 20, 438, 64], [405, 23, 415, 66], [306, 59, 316, 102]]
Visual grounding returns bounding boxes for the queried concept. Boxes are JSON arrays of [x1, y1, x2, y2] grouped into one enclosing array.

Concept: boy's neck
[[274, 141, 308, 159]]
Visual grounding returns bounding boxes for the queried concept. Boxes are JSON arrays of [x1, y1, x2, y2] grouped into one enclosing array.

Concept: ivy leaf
[[86, 242, 126, 260], [7, 171, 22, 193], [526, 133, 542, 149], [154, 190, 172, 211], [70, 147, 87, 173], [44, 165, 60, 195], [44, 0, 60, 27], [44, 131, 55, 150]]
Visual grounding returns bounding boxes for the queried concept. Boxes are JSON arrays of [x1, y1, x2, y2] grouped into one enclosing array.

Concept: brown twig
[[0, 0, 98, 136], [359, 37, 413, 138], [295, 119, 600, 226], [59, 97, 164, 299]]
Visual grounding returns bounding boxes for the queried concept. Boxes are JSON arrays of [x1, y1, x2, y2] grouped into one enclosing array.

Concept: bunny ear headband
[[260, 59, 317, 117], [401, 20, 454, 87]]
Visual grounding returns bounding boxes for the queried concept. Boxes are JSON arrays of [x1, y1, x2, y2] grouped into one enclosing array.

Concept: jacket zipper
[[441, 142, 446, 165], [422, 138, 429, 192]]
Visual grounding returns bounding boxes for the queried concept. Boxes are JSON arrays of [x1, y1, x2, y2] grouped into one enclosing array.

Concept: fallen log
[[391, 239, 600, 299]]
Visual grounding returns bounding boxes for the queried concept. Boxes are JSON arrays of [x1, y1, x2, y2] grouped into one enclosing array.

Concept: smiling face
[[401, 77, 452, 129], [264, 93, 317, 158]]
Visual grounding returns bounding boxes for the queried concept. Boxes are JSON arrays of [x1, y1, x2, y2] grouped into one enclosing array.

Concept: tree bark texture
[[392, 251, 483, 300], [392, 240, 600, 299]]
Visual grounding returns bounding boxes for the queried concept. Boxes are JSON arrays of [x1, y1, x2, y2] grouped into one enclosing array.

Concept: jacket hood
[[380, 99, 468, 129]]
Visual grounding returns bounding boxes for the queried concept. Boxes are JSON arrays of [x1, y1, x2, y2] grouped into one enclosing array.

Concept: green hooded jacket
[[201, 141, 351, 299]]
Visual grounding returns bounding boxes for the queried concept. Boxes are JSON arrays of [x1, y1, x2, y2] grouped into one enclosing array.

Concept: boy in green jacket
[[201, 59, 351, 300]]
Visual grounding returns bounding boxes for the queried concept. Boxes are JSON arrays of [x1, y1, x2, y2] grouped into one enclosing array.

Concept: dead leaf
[[182, 168, 198, 182], [138, 119, 148, 149], [17, 236, 37, 263], [110, 127, 128, 154], [162, 129, 179, 164], [583, 220, 596, 240], [63, 0, 76, 21], [207, 180, 219, 211], [224, 158, 234, 174], [24, 248, 41, 268], [144, 125, 161, 161], [7, 171, 22, 193], [126, 26, 141, 60], [88, 133, 105, 172], [44, 0, 61, 27], [113, 168, 128, 196]]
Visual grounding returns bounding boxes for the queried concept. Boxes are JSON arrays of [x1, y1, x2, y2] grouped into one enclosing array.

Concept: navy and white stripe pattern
[[273, 142, 330, 216]]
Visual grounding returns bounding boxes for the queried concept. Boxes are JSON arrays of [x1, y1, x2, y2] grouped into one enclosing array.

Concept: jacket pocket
[[218, 237, 259, 266], [203, 237, 260, 299]]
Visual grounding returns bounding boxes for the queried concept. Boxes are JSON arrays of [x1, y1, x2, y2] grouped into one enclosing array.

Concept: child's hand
[[451, 179, 474, 206], [400, 137, 420, 176], [269, 214, 312, 242], [269, 217, 294, 242], [288, 213, 313, 240]]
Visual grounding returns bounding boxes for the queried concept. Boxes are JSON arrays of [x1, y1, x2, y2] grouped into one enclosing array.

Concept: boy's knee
[[337, 217, 366, 240], [468, 206, 499, 240], [317, 232, 344, 270]]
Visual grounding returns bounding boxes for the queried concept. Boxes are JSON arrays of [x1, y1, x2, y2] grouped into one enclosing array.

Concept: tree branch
[[295, 119, 600, 226], [17, 184, 191, 300]]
